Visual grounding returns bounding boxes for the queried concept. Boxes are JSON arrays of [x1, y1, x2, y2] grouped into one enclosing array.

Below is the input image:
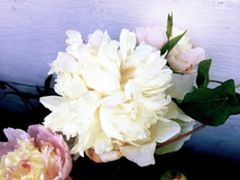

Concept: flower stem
[[2, 82, 36, 110], [157, 124, 206, 148], [209, 80, 223, 84]]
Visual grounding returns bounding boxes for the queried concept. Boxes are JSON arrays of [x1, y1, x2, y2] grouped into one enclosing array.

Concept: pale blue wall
[[0, 0, 240, 85]]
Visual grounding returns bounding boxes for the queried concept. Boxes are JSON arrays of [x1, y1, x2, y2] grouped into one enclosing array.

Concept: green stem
[[209, 80, 223, 84], [157, 124, 206, 148], [4, 82, 36, 110]]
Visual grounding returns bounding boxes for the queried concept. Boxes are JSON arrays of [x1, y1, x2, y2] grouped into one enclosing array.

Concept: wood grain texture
[[0, 0, 240, 159]]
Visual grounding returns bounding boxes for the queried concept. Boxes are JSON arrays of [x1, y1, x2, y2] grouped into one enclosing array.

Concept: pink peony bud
[[136, 26, 168, 49], [167, 47, 206, 74]]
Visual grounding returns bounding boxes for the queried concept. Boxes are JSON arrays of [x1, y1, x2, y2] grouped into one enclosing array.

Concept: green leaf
[[175, 79, 240, 126], [196, 59, 212, 88], [166, 13, 173, 39], [229, 92, 240, 114], [44, 75, 53, 92], [160, 31, 186, 55]]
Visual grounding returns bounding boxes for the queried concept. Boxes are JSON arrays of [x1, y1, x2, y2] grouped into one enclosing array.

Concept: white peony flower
[[40, 28, 190, 167]]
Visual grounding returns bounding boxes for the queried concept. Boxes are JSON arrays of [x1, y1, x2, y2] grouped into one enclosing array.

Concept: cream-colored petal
[[98, 40, 121, 75], [93, 132, 113, 154], [49, 52, 79, 75], [40, 96, 66, 111], [167, 73, 195, 100], [119, 29, 136, 61], [65, 29, 83, 46], [54, 74, 88, 99], [66, 43, 89, 61], [165, 101, 194, 122], [155, 119, 195, 155], [99, 105, 148, 142], [88, 29, 110, 47], [81, 60, 120, 95], [120, 143, 156, 167], [101, 91, 125, 106], [153, 120, 181, 143], [86, 149, 122, 163]]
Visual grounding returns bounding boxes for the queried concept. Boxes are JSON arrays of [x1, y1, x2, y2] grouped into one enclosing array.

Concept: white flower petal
[[120, 143, 156, 167], [155, 120, 195, 155], [167, 73, 195, 100], [49, 52, 79, 75], [40, 96, 66, 111], [98, 151, 122, 162], [65, 29, 83, 46], [98, 40, 121, 75], [165, 101, 194, 122], [99, 104, 148, 142], [66, 43, 89, 61], [153, 120, 181, 143], [88, 29, 110, 47], [120, 29, 136, 61], [94, 132, 113, 154], [81, 60, 120, 95], [101, 91, 125, 106], [54, 74, 88, 99]]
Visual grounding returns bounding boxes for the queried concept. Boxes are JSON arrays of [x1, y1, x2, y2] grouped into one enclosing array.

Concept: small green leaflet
[[166, 13, 173, 39], [160, 31, 186, 55], [176, 80, 240, 126], [196, 59, 212, 88], [160, 13, 186, 55]]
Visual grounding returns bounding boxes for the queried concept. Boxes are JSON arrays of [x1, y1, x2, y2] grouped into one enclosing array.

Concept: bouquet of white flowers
[[1, 14, 239, 179]]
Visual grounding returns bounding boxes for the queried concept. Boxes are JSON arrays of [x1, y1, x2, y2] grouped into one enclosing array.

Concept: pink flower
[[167, 47, 206, 74], [136, 26, 167, 49], [0, 125, 72, 180]]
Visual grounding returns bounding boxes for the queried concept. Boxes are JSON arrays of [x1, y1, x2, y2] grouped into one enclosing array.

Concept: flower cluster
[[1, 14, 239, 177]]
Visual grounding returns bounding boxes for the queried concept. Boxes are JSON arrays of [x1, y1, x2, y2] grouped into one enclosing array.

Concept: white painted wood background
[[0, 0, 240, 159]]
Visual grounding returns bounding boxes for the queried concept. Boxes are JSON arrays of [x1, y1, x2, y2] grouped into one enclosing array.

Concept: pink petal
[[168, 47, 206, 73], [180, 47, 206, 66], [136, 27, 147, 44], [0, 142, 15, 156], [146, 26, 167, 49], [28, 125, 72, 180], [136, 26, 167, 49], [0, 128, 30, 156]]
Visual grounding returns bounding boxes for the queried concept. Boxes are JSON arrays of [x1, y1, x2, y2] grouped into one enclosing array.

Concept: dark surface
[[1, 107, 240, 180], [70, 148, 240, 180]]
